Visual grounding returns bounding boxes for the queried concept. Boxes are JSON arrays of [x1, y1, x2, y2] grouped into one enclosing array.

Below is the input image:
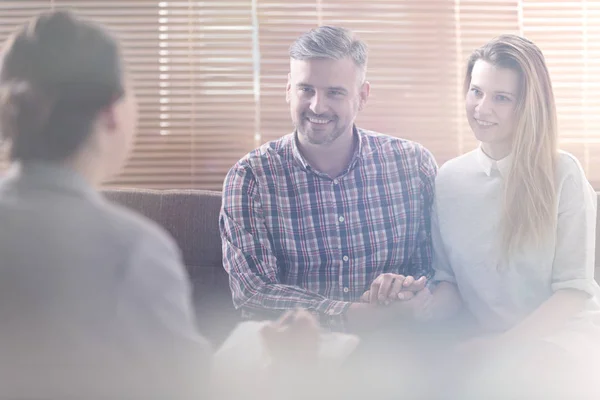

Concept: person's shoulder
[[222, 134, 293, 192], [438, 149, 478, 173], [437, 149, 479, 183], [555, 150, 594, 191], [554, 151, 597, 214], [359, 128, 436, 165], [556, 150, 586, 178], [223, 134, 294, 183], [231, 134, 294, 171], [97, 198, 179, 257]]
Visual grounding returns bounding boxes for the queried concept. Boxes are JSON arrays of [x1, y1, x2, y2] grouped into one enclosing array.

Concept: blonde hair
[[464, 34, 558, 254]]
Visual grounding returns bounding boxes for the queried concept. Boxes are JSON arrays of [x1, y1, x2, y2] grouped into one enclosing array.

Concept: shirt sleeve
[[551, 161, 598, 296], [219, 163, 351, 324], [406, 145, 437, 280], [431, 197, 456, 285]]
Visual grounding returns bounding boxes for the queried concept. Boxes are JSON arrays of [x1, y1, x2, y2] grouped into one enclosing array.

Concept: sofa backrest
[[102, 188, 237, 345]]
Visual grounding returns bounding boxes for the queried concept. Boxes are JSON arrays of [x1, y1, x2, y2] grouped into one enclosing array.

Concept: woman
[[0, 10, 210, 399], [428, 34, 600, 397]]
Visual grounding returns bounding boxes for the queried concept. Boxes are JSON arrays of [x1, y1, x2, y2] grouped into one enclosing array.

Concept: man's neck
[[297, 129, 357, 178]]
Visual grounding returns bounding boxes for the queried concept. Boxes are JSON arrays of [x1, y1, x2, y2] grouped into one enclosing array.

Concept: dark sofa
[[103, 188, 600, 345]]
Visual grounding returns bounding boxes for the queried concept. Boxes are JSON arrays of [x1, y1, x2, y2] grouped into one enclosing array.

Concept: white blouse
[[432, 147, 600, 342]]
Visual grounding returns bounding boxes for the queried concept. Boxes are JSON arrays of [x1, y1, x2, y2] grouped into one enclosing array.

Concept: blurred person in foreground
[[0, 10, 212, 399]]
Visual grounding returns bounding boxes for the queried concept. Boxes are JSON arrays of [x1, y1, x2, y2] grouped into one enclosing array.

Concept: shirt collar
[[4, 161, 100, 200], [290, 125, 364, 177], [476, 145, 512, 178]]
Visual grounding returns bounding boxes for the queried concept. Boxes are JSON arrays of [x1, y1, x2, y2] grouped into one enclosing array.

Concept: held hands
[[360, 273, 426, 305], [359, 273, 433, 320]]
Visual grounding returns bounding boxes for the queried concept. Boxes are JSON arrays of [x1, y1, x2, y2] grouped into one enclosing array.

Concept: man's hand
[[360, 274, 427, 305]]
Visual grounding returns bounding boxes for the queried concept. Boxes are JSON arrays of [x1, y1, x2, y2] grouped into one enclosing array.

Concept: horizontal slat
[[2, 1, 600, 190]]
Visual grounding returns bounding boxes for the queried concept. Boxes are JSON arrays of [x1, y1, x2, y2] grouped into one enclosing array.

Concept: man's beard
[[296, 112, 342, 145]]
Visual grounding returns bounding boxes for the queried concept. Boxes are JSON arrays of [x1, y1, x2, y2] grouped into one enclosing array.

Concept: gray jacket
[[0, 163, 211, 399]]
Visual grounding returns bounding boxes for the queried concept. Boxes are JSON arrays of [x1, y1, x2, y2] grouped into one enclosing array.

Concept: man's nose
[[309, 92, 328, 115]]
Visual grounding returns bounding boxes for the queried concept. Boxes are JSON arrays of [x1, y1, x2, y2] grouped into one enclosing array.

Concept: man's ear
[[286, 73, 292, 104], [358, 80, 370, 111]]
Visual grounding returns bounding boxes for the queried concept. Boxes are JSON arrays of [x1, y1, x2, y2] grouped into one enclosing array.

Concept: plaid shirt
[[220, 127, 437, 329]]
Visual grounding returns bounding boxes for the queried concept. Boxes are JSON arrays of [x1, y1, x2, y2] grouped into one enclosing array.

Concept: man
[[220, 26, 437, 332]]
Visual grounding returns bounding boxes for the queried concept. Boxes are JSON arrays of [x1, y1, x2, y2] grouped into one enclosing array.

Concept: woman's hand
[[360, 274, 427, 305]]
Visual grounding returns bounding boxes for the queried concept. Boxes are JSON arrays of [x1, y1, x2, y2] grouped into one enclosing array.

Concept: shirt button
[[338, 216, 345, 222], [343, 287, 349, 293], [343, 255, 349, 262], [333, 179, 339, 185]]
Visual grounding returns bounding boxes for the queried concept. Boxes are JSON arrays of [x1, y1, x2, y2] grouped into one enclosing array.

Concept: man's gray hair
[[289, 26, 368, 71]]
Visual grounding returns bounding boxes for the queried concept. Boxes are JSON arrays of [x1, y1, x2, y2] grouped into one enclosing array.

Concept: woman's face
[[465, 60, 520, 154]]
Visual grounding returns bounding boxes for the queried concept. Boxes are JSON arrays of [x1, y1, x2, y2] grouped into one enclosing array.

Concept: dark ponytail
[[0, 81, 55, 158]]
